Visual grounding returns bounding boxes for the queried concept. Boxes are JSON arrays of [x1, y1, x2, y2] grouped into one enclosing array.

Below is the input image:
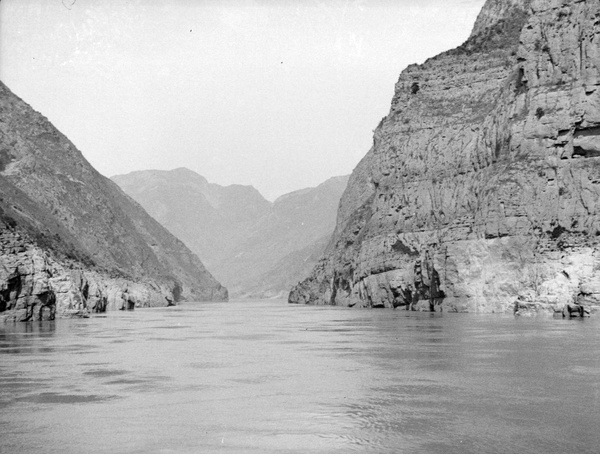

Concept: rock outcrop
[[0, 81, 227, 321], [0, 230, 176, 322], [113, 169, 349, 298], [289, 0, 600, 313]]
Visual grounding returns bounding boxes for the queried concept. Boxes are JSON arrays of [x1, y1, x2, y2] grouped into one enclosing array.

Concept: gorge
[[2, 0, 600, 319], [3, 2, 600, 452], [112, 168, 348, 298]]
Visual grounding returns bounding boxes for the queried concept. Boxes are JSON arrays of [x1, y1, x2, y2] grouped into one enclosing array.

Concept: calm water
[[1, 300, 599, 453]]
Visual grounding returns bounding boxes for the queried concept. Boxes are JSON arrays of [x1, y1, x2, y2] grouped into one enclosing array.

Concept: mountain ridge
[[0, 81, 227, 322], [112, 168, 349, 298]]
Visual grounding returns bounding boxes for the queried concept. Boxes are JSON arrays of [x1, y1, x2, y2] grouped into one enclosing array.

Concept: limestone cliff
[[0, 82, 227, 321], [290, 0, 600, 313]]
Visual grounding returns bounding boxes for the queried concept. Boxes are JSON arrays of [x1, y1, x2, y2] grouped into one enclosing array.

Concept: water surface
[[1, 300, 599, 453]]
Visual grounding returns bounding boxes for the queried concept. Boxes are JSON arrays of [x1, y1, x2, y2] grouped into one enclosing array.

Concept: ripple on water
[[1, 302, 599, 454], [146, 337, 189, 342], [15, 392, 119, 404], [228, 375, 282, 385], [152, 325, 190, 329], [105, 378, 149, 385], [188, 361, 227, 369], [83, 369, 129, 378], [0, 378, 45, 389]]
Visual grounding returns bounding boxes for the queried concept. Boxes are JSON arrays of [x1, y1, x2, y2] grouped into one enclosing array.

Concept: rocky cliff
[[0, 82, 227, 321], [289, 0, 600, 313], [113, 169, 349, 298]]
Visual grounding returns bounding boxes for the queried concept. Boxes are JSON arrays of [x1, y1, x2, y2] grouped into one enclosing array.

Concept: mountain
[[112, 169, 348, 297], [240, 234, 331, 299], [111, 168, 272, 275], [289, 0, 600, 313], [226, 175, 349, 298], [0, 81, 227, 322]]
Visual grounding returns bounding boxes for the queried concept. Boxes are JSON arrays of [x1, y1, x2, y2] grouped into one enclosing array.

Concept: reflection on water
[[1, 300, 599, 453], [0, 320, 57, 355]]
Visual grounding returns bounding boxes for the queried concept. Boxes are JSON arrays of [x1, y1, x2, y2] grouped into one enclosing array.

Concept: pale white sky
[[0, 0, 485, 200]]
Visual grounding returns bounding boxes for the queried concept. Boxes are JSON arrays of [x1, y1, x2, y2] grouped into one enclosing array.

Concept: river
[[1, 300, 599, 453]]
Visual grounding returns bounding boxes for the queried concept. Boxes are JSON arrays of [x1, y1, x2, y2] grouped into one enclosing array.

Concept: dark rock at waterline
[[290, 0, 600, 312], [0, 81, 227, 321]]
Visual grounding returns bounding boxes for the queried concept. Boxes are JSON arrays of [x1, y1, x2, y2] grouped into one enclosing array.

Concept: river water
[[1, 300, 599, 453]]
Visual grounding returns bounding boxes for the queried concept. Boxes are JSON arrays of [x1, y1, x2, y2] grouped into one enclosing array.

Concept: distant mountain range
[[0, 81, 226, 321], [112, 168, 348, 298]]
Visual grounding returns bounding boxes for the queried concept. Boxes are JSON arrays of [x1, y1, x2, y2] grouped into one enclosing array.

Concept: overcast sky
[[0, 0, 485, 200]]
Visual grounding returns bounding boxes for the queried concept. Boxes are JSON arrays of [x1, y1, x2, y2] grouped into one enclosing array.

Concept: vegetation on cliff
[[0, 82, 227, 321]]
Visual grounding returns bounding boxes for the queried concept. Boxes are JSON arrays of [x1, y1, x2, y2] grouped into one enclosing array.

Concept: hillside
[[113, 169, 348, 297], [290, 0, 600, 313], [0, 82, 227, 321]]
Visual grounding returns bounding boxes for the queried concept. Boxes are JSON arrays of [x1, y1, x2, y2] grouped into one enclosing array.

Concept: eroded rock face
[[0, 80, 227, 322], [0, 230, 186, 322], [290, 0, 600, 313]]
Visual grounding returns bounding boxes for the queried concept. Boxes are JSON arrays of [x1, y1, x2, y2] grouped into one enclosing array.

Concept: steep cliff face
[[290, 0, 600, 313], [113, 169, 349, 298], [0, 82, 227, 321]]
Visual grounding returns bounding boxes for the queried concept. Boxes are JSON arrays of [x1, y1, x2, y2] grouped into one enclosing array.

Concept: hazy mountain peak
[[274, 175, 350, 205], [115, 170, 350, 298]]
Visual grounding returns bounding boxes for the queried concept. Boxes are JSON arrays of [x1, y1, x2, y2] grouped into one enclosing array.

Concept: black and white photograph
[[1, 0, 599, 452]]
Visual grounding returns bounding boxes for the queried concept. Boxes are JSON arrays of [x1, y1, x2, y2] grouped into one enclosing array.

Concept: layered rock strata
[[0, 81, 227, 321], [0, 230, 174, 322], [290, 0, 600, 313]]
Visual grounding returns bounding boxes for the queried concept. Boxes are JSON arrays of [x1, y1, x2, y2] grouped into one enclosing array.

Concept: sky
[[0, 0, 485, 200]]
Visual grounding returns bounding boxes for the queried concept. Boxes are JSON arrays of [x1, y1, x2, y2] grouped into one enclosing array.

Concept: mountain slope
[[0, 81, 227, 321], [289, 0, 600, 313], [112, 168, 272, 274], [241, 234, 332, 299], [112, 169, 348, 297], [226, 175, 349, 297]]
